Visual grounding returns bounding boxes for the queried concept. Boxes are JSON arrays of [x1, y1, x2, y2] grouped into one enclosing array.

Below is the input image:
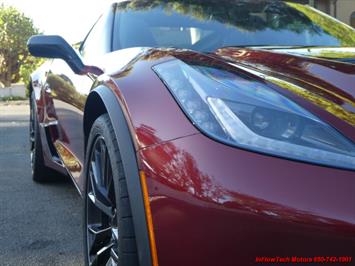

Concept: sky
[[0, 0, 111, 43]]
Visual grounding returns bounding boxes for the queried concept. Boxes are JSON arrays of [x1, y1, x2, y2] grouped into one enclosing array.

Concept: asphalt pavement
[[0, 101, 84, 266]]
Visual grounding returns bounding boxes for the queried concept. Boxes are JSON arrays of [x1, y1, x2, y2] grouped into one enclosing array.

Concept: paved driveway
[[0, 101, 83, 266]]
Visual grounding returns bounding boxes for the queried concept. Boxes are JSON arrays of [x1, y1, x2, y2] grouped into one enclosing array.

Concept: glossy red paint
[[33, 47, 355, 184], [29, 27, 355, 266], [138, 132, 355, 266], [213, 48, 355, 140], [105, 53, 199, 149], [27, 1, 355, 265], [32, 46, 354, 228], [111, 50, 355, 265]]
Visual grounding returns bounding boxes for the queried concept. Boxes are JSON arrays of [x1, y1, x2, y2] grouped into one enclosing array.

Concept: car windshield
[[113, 0, 355, 52]]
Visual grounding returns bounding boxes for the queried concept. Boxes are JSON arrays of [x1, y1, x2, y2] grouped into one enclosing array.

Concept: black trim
[[79, 16, 101, 55], [80, 3, 116, 57], [110, 3, 118, 52], [90, 86, 152, 266]]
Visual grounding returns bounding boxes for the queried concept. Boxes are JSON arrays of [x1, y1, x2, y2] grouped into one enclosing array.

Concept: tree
[[0, 4, 39, 87]]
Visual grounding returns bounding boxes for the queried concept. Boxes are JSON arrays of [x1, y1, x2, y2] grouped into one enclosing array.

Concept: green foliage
[[317, 50, 355, 59], [0, 95, 27, 101], [0, 4, 41, 87], [287, 2, 355, 46], [20, 56, 44, 85]]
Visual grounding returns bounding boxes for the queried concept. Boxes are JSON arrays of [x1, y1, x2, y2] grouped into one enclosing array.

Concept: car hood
[[208, 47, 355, 141]]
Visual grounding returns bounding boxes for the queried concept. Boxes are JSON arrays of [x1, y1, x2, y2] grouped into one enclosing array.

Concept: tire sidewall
[[83, 115, 122, 266], [30, 92, 46, 181]]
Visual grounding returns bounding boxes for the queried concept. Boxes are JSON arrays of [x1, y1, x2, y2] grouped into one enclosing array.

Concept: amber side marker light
[[140, 171, 159, 266]]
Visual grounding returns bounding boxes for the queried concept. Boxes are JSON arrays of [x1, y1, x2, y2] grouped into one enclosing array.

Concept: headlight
[[153, 59, 355, 170]]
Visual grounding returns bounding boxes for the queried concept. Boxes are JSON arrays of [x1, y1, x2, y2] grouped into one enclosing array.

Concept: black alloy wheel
[[85, 114, 138, 266], [86, 136, 119, 265]]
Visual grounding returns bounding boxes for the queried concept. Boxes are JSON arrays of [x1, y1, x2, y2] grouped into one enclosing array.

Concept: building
[[289, 0, 355, 27]]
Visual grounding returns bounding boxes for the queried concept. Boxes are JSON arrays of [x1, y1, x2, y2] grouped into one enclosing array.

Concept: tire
[[84, 114, 138, 266], [29, 92, 54, 182]]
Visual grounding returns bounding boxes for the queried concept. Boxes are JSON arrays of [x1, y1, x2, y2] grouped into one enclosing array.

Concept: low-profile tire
[[29, 92, 54, 182], [84, 114, 138, 266]]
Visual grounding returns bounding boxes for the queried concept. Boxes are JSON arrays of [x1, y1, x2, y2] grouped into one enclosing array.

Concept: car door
[[44, 8, 114, 191]]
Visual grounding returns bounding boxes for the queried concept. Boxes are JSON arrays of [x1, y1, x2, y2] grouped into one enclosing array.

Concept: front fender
[[84, 86, 152, 266]]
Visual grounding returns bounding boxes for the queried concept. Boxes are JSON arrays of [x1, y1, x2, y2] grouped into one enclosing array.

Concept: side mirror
[[27, 35, 103, 75]]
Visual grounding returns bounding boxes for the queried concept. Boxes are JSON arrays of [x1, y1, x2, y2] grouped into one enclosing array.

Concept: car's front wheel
[[84, 114, 138, 266]]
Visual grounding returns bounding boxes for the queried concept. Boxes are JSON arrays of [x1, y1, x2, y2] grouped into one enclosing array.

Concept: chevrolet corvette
[[27, 0, 355, 265]]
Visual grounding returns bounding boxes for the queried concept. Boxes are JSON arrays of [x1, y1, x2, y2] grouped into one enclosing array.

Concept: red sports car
[[27, 0, 355, 265]]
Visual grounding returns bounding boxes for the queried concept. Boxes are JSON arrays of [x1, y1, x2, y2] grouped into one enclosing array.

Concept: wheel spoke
[[99, 141, 109, 187], [88, 224, 112, 254], [107, 163, 115, 203], [105, 257, 117, 266], [29, 121, 34, 139], [90, 240, 114, 266], [91, 157, 101, 185], [109, 248, 119, 265], [29, 102, 35, 148], [111, 228, 118, 241], [88, 191, 115, 219], [89, 139, 116, 218]]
